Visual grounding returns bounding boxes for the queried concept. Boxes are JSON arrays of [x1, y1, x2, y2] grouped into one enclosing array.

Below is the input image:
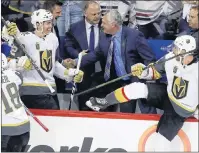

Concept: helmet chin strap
[[36, 22, 51, 38], [36, 22, 47, 37], [36, 22, 43, 33]]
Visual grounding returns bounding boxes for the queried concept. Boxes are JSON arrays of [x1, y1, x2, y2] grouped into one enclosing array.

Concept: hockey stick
[[1, 16, 55, 93], [75, 50, 195, 96], [22, 104, 49, 132], [68, 52, 83, 110], [1, 0, 32, 15]]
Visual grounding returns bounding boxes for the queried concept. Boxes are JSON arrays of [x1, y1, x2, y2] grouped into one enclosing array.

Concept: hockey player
[[86, 35, 198, 151], [1, 53, 30, 152], [3, 9, 84, 109]]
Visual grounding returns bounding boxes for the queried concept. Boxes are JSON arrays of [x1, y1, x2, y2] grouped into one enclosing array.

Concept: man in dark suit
[[64, 1, 104, 110], [72, 10, 157, 113], [42, 1, 64, 109]]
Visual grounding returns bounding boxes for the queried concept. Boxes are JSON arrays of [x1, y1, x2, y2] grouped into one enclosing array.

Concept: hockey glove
[[64, 68, 84, 83], [17, 56, 32, 70], [131, 63, 146, 78], [74, 70, 84, 83], [6, 22, 18, 36]]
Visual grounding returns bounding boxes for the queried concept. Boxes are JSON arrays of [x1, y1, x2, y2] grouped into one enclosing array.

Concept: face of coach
[[188, 6, 199, 29], [84, 1, 101, 25], [101, 10, 123, 35]]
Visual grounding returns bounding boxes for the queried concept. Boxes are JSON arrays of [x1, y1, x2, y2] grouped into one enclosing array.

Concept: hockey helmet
[[31, 9, 53, 28], [172, 35, 196, 63]]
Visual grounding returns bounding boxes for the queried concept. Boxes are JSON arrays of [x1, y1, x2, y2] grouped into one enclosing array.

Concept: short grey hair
[[106, 10, 123, 26], [190, 5, 199, 15], [84, 1, 100, 12]]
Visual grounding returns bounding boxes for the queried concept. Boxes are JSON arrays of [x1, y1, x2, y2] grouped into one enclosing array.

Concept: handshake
[[62, 50, 88, 69], [62, 59, 84, 83], [62, 60, 150, 79]]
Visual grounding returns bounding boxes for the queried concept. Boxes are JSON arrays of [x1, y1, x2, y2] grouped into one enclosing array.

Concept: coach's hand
[[62, 58, 76, 69]]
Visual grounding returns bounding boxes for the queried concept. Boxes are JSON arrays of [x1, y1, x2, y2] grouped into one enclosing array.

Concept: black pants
[[146, 83, 186, 141], [77, 72, 105, 111], [21, 95, 59, 110], [1, 132, 30, 152]]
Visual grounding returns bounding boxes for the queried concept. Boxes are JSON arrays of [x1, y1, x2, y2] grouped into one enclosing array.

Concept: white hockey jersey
[[162, 53, 198, 117], [132, 1, 182, 25], [16, 32, 67, 95], [1, 69, 30, 136], [98, 1, 131, 21]]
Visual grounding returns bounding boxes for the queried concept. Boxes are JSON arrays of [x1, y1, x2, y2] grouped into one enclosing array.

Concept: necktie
[[104, 37, 114, 81], [89, 25, 95, 52]]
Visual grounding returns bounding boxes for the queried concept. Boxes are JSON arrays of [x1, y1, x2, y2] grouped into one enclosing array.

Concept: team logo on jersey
[[172, 76, 189, 99], [40, 50, 52, 72]]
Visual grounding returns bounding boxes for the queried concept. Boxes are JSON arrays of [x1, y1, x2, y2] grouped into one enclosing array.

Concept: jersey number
[[2, 82, 22, 114]]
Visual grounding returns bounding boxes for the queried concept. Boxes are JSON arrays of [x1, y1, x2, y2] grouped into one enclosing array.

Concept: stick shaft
[[75, 73, 132, 96], [23, 104, 49, 132], [75, 51, 194, 96], [69, 52, 83, 110]]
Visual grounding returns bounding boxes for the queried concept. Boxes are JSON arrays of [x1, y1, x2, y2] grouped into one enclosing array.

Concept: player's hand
[[7, 22, 18, 36], [64, 68, 84, 83], [73, 70, 84, 83], [17, 56, 32, 70], [131, 63, 146, 78], [62, 58, 76, 68]]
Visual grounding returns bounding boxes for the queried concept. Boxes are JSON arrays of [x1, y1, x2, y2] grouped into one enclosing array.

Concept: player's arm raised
[[131, 56, 166, 80], [3, 21, 33, 71]]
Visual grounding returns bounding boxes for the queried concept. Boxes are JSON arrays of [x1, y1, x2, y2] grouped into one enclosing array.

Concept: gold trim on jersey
[[168, 94, 196, 112], [114, 87, 129, 103], [22, 83, 56, 87], [2, 120, 29, 127], [151, 67, 161, 80]]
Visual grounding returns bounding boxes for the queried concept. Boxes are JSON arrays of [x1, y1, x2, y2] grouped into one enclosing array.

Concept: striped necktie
[[104, 37, 114, 81]]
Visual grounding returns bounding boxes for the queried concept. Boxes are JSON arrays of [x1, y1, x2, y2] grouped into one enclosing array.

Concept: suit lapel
[[106, 35, 112, 56], [121, 27, 127, 64], [76, 20, 88, 49]]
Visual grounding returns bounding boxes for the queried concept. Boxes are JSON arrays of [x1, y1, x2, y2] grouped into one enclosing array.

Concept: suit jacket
[[65, 19, 101, 58], [81, 26, 156, 82], [65, 19, 103, 76]]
